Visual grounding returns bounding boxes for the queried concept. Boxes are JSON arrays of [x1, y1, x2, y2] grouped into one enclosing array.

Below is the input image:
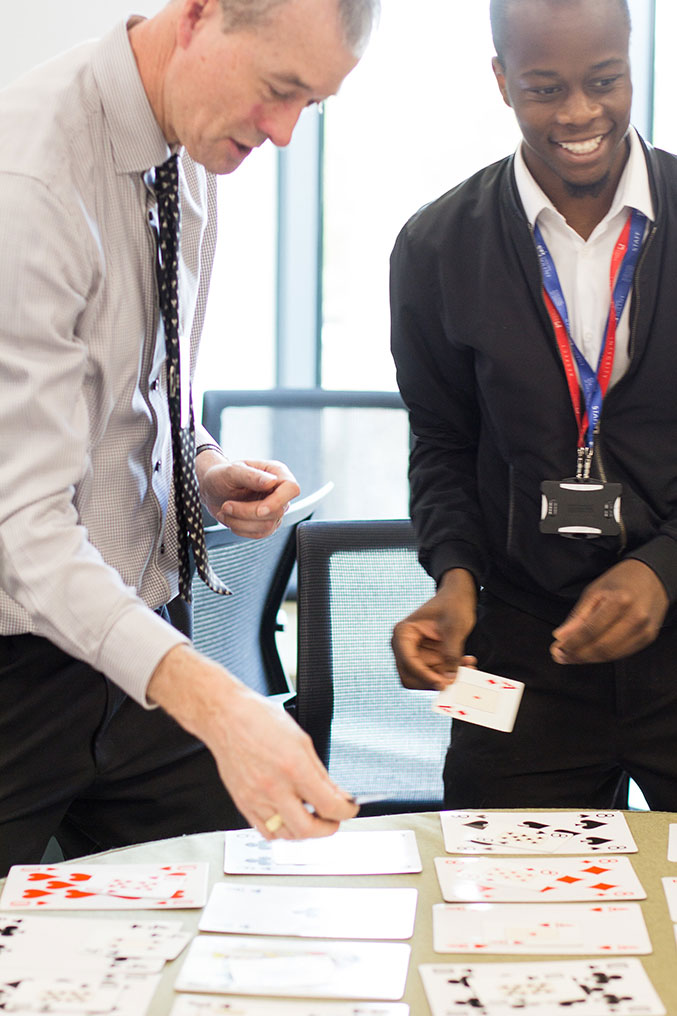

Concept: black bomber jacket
[[390, 135, 677, 625]]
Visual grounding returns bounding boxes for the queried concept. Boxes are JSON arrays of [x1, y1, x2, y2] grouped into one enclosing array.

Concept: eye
[[591, 74, 622, 90], [527, 84, 563, 99], [266, 84, 296, 102]]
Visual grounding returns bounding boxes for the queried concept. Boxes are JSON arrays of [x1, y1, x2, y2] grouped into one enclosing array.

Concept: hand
[[391, 568, 478, 690], [148, 645, 358, 840], [551, 559, 669, 665], [197, 452, 300, 538]]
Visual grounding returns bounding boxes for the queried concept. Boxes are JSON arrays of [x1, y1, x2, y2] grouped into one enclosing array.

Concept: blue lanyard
[[534, 208, 646, 452]]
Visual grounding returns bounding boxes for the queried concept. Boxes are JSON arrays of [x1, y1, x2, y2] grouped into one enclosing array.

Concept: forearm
[[147, 642, 245, 742]]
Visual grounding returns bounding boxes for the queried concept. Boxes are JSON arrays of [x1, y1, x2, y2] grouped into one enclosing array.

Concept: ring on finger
[[264, 812, 284, 834]]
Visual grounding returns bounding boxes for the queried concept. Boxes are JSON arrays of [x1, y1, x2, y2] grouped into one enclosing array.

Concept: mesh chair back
[[192, 484, 331, 696], [201, 389, 409, 523], [296, 519, 449, 814]]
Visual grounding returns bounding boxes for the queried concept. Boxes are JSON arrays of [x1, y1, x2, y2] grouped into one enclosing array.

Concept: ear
[[176, 0, 213, 48], [492, 56, 512, 109]]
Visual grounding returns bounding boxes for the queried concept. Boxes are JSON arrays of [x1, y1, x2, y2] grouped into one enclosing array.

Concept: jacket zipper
[[594, 222, 657, 556]]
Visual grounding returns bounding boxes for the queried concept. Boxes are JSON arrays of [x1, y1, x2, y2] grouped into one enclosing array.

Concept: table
[[2, 810, 677, 1014]]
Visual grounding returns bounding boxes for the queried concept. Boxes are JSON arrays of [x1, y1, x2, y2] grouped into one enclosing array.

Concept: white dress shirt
[[0, 21, 216, 704], [514, 126, 655, 391]]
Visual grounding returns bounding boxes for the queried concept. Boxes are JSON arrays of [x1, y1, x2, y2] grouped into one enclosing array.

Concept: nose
[[259, 101, 308, 149], [556, 88, 602, 127]]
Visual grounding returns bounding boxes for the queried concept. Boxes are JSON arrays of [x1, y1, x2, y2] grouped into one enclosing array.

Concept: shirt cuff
[[96, 602, 190, 708]]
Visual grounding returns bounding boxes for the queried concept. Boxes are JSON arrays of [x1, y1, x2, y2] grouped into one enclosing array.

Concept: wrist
[[195, 445, 229, 498], [195, 442, 225, 458]]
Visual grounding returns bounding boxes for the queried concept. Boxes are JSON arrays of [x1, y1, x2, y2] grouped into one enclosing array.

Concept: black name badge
[[540, 479, 622, 538]]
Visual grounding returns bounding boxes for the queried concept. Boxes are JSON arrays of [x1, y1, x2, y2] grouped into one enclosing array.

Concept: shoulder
[[395, 155, 515, 258]]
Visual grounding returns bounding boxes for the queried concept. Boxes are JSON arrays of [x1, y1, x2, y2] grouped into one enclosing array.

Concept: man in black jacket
[[390, 0, 677, 809]]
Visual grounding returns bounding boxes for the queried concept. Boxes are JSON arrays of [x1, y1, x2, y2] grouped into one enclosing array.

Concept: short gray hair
[[218, 0, 380, 56]]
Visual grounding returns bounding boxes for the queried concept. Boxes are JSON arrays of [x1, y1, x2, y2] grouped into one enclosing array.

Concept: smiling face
[[161, 0, 358, 174], [492, 0, 632, 208]]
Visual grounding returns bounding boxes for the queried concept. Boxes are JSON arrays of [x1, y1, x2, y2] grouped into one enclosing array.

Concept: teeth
[[558, 136, 603, 155]]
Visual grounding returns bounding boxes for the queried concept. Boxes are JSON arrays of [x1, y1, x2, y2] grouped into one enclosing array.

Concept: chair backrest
[[295, 518, 449, 815], [201, 388, 410, 523], [192, 483, 332, 697]]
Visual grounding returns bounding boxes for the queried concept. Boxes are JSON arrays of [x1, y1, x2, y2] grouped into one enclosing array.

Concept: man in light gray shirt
[[0, 0, 376, 874]]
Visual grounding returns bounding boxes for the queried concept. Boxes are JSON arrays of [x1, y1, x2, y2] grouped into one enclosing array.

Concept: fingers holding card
[[433, 666, 524, 732]]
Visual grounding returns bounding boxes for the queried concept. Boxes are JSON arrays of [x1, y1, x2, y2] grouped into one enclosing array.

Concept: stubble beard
[[563, 171, 611, 199]]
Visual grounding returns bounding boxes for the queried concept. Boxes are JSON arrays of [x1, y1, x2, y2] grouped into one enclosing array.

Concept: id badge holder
[[540, 478, 622, 538]]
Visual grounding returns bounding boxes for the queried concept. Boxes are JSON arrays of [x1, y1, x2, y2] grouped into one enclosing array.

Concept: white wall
[[2, 1, 164, 88]]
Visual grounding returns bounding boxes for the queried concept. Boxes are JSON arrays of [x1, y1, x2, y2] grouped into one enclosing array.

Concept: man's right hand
[[391, 568, 478, 690], [147, 644, 358, 840]]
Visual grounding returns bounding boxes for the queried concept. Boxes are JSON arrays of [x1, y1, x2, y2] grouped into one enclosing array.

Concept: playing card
[[668, 824, 677, 862], [432, 902, 652, 954], [433, 666, 524, 732], [419, 958, 665, 1015], [440, 810, 638, 854], [0, 973, 122, 1013], [199, 884, 417, 939], [223, 829, 422, 875], [174, 936, 411, 1000], [660, 876, 677, 921], [0, 863, 209, 910], [434, 855, 646, 902], [170, 998, 410, 1016], [89, 972, 162, 1016], [0, 915, 190, 974]]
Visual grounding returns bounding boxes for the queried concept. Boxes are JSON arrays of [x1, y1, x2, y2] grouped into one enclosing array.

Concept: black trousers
[[444, 591, 677, 810], [0, 606, 246, 877]]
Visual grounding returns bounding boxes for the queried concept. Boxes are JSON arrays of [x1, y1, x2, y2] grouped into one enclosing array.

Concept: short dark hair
[[218, 0, 380, 56], [489, 0, 631, 65]]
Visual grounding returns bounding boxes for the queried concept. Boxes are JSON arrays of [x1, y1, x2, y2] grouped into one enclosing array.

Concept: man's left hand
[[550, 559, 669, 665], [197, 452, 300, 538]]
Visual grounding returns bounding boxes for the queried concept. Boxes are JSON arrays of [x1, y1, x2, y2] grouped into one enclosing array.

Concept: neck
[[524, 135, 631, 241], [128, 10, 178, 144]]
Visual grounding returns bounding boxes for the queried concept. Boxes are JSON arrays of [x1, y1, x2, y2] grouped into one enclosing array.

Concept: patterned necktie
[[153, 154, 231, 602]]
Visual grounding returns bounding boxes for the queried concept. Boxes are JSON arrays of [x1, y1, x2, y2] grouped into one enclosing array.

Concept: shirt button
[[150, 378, 159, 391], [154, 460, 162, 472], [160, 543, 165, 555]]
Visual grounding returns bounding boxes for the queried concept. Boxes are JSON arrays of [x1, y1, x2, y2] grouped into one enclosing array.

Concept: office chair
[[201, 388, 410, 524], [295, 518, 449, 815], [191, 483, 332, 700]]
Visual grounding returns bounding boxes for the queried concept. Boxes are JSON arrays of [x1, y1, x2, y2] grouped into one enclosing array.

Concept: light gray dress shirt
[[0, 21, 217, 705]]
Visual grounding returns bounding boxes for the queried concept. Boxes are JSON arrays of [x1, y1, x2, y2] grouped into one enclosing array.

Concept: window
[[193, 145, 278, 408], [321, 0, 521, 390], [652, 0, 675, 152]]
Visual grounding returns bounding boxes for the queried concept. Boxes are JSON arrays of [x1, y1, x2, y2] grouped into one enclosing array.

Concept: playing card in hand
[[433, 666, 524, 732]]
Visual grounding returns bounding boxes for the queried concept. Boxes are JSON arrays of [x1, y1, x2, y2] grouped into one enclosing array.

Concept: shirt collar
[[514, 126, 655, 230], [91, 19, 172, 175]]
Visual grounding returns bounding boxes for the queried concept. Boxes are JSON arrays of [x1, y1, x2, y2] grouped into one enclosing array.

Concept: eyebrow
[[270, 72, 313, 92], [522, 59, 627, 80]]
